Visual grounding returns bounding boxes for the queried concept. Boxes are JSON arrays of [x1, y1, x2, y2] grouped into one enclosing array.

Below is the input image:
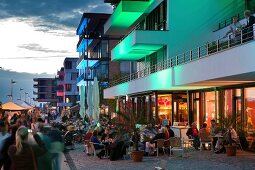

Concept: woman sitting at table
[[199, 123, 211, 150], [91, 130, 105, 158], [186, 122, 200, 150], [215, 126, 238, 154]]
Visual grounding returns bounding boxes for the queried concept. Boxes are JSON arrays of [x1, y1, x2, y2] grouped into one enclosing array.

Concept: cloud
[[17, 43, 69, 53], [0, 0, 112, 28]]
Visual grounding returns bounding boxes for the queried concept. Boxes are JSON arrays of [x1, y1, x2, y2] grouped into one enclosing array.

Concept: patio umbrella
[[20, 102, 33, 109], [79, 85, 85, 119], [86, 81, 93, 119], [92, 77, 100, 122], [2, 102, 26, 111]]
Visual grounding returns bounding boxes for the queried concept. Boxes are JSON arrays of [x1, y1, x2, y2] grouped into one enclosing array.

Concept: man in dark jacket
[[243, 10, 255, 42]]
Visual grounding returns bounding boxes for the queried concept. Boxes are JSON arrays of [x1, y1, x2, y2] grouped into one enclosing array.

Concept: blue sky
[[0, 0, 112, 74]]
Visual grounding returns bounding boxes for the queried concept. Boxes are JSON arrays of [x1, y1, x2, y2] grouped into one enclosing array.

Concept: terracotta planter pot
[[226, 145, 237, 156], [131, 150, 144, 162]]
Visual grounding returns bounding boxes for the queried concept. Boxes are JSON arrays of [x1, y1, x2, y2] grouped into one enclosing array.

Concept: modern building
[[76, 13, 135, 117], [57, 58, 79, 112], [33, 78, 58, 105], [103, 0, 255, 151]]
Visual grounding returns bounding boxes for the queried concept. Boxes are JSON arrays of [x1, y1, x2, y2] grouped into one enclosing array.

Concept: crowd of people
[[0, 111, 64, 170]]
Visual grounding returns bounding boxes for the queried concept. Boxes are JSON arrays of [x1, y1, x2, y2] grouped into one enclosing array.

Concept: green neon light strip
[[106, 0, 155, 32]]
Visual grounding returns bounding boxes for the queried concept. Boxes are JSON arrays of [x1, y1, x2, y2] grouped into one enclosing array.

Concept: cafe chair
[[199, 139, 212, 151], [169, 137, 184, 157], [89, 142, 105, 157], [155, 139, 165, 157], [233, 136, 243, 150]]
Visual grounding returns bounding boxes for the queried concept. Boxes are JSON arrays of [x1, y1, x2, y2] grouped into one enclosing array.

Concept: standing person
[[243, 10, 255, 42], [186, 122, 200, 150], [0, 121, 11, 170], [10, 114, 18, 125], [8, 126, 47, 170], [0, 126, 17, 170], [224, 16, 242, 45]]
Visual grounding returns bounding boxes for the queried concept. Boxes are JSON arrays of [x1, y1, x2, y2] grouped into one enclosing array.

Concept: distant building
[[76, 13, 134, 117], [57, 58, 79, 112], [33, 78, 58, 105]]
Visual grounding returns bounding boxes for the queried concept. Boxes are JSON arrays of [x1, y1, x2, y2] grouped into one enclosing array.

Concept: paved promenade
[[62, 144, 255, 170]]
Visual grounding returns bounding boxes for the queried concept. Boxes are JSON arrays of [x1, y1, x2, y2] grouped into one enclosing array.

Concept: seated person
[[109, 135, 125, 161], [186, 122, 200, 150], [214, 126, 238, 154], [84, 128, 93, 155], [90, 130, 105, 158], [101, 128, 112, 143], [210, 120, 221, 151], [140, 123, 157, 143], [165, 124, 175, 138], [199, 123, 211, 150], [145, 128, 165, 156]]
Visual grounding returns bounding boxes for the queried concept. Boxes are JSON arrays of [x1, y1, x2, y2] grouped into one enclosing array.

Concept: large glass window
[[224, 89, 233, 117], [158, 94, 172, 125], [244, 87, 255, 150], [204, 91, 218, 127], [139, 0, 167, 31]]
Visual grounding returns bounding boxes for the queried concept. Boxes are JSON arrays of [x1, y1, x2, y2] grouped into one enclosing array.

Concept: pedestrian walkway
[[64, 144, 255, 170]]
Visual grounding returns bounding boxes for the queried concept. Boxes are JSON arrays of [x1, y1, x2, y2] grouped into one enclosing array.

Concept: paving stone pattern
[[63, 144, 255, 170]]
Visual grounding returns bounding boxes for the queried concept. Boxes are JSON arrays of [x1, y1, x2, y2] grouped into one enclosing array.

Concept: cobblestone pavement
[[63, 144, 255, 170]]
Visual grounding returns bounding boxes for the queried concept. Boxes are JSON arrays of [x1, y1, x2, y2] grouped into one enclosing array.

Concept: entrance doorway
[[173, 94, 188, 125]]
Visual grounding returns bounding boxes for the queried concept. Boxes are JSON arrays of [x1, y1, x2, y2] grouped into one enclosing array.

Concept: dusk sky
[[0, 0, 112, 74]]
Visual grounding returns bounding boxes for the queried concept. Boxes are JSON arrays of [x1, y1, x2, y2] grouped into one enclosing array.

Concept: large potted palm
[[113, 99, 146, 162]]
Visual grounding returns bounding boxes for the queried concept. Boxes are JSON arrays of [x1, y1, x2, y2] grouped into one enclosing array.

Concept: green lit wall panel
[[167, 0, 245, 57], [105, 0, 155, 34], [111, 30, 168, 61]]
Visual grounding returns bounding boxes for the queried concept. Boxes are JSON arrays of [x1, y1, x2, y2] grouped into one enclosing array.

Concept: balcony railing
[[109, 25, 255, 87]]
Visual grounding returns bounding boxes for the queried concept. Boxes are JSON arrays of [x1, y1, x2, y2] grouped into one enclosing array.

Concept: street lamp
[[18, 88, 24, 103], [25, 92, 28, 102], [8, 79, 16, 101]]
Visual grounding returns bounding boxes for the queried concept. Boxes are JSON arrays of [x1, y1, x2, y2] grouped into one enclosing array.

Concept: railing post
[[216, 40, 219, 52], [207, 43, 209, 55], [190, 51, 192, 61], [170, 58, 173, 67], [183, 53, 186, 63], [241, 29, 243, 44], [228, 35, 230, 48], [176, 55, 178, 65], [198, 47, 201, 59]]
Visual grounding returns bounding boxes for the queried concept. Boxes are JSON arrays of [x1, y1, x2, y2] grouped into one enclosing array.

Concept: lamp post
[[25, 92, 28, 102], [17, 88, 24, 104], [8, 79, 16, 101]]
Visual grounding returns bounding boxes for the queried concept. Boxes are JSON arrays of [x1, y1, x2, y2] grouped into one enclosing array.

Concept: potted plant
[[112, 99, 146, 162], [218, 114, 237, 156]]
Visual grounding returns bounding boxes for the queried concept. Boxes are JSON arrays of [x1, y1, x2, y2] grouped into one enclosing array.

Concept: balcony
[[77, 73, 94, 86], [104, 25, 255, 98], [76, 57, 100, 69], [112, 29, 168, 61], [104, 0, 155, 35]]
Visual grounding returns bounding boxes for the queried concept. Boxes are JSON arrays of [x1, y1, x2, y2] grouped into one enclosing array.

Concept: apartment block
[[103, 0, 255, 151]]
